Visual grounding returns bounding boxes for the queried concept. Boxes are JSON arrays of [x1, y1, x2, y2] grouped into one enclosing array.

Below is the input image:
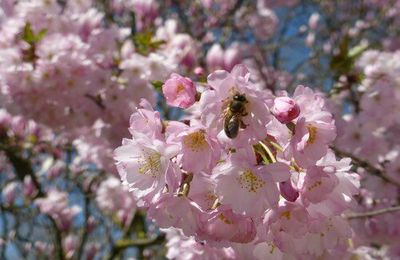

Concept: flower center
[[306, 124, 317, 144], [308, 180, 322, 191], [183, 130, 208, 152], [176, 83, 185, 94], [281, 211, 291, 220], [218, 214, 233, 224], [138, 150, 162, 177], [237, 170, 265, 193], [205, 192, 217, 209]]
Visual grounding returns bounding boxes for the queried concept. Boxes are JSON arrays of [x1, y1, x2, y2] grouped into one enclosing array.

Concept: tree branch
[[346, 206, 400, 219], [75, 194, 90, 260], [1, 141, 44, 197], [331, 146, 400, 188], [47, 215, 65, 260]]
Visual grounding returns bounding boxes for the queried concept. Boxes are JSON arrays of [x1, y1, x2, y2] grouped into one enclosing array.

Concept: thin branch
[[113, 234, 165, 250], [331, 146, 400, 188], [75, 193, 91, 260], [47, 215, 65, 260], [2, 144, 44, 197], [84, 93, 106, 110], [0, 205, 8, 259], [346, 206, 400, 219], [104, 234, 165, 260]]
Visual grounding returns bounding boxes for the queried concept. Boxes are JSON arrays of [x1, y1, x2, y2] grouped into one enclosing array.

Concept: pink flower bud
[[194, 66, 205, 76], [305, 32, 316, 47], [85, 243, 99, 260], [162, 73, 196, 109], [0, 109, 12, 127], [224, 45, 241, 72], [23, 176, 37, 198], [11, 116, 26, 136], [271, 97, 300, 124], [308, 13, 320, 30], [3, 182, 19, 205], [279, 180, 299, 202], [206, 44, 224, 71]]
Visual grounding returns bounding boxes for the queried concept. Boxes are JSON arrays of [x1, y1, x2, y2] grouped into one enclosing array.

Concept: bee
[[223, 93, 248, 139]]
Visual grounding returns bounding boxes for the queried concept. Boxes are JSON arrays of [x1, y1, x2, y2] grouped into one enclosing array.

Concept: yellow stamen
[[306, 124, 317, 144], [218, 214, 233, 224], [308, 180, 322, 191], [237, 170, 265, 193], [138, 151, 161, 177], [183, 130, 208, 152], [176, 83, 185, 94], [281, 211, 291, 220]]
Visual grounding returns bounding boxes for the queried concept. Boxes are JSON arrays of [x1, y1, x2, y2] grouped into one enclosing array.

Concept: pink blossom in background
[[162, 73, 197, 109], [35, 189, 81, 231]]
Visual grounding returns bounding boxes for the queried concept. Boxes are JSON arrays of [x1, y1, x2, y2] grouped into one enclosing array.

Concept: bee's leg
[[240, 119, 248, 129]]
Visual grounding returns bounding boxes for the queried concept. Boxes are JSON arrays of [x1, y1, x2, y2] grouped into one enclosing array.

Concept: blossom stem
[[258, 141, 277, 163]]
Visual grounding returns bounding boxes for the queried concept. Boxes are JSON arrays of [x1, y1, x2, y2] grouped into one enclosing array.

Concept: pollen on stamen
[[205, 192, 217, 209], [281, 211, 291, 220], [218, 214, 233, 224], [176, 83, 185, 94], [306, 124, 317, 144], [138, 150, 162, 177], [183, 130, 208, 152], [237, 170, 265, 193], [308, 180, 322, 191]]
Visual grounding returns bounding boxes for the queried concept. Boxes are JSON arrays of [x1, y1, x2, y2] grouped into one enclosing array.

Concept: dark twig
[[105, 234, 165, 260], [47, 215, 65, 260], [331, 146, 400, 188], [346, 206, 400, 219], [84, 93, 106, 110], [2, 145, 44, 197], [75, 192, 91, 260]]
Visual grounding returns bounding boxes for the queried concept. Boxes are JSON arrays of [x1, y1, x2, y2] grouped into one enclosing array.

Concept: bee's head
[[233, 93, 247, 102]]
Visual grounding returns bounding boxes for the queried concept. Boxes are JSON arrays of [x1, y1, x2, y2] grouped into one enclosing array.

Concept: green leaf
[[330, 37, 369, 78], [151, 80, 164, 92], [348, 43, 369, 59], [35, 28, 48, 42], [330, 37, 354, 76], [21, 22, 48, 44], [22, 22, 35, 44], [132, 31, 166, 56]]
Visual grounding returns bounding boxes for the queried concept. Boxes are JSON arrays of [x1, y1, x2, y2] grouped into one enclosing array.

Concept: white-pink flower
[[212, 149, 289, 217], [114, 133, 180, 202]]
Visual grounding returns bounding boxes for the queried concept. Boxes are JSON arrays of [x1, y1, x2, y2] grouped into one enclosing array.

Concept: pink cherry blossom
[[212, 149, 289, 217], [162, 73, 197, 109], [199, 64, 273, 147], [114, 133, 180, 202], [35, 189, 81, 231]]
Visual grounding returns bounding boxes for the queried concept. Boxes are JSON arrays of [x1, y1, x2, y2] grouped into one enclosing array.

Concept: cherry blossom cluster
[[0, 108, 54, 201], [35, 189, 81, 232], [96, 177, 137, 227], [334, 49, 400, 257], [0, 0, 201, 174], [2, 0, 400, 258], [115, 65, 360, 259]]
